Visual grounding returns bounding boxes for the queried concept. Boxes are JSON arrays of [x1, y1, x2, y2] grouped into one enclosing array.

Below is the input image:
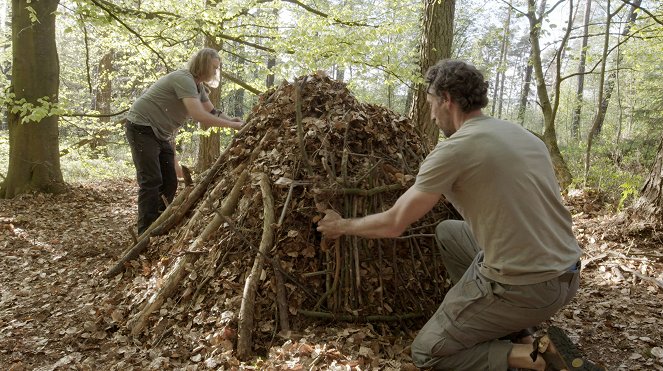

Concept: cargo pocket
[[437, 277, 496, 348]]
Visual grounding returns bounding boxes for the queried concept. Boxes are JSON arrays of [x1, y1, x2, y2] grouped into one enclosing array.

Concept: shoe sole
[[542, 326, 605, 371]]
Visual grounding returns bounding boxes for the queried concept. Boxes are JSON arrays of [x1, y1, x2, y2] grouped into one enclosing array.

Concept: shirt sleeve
[[413, 141, 459, 196], [171, 72, 200, 99]]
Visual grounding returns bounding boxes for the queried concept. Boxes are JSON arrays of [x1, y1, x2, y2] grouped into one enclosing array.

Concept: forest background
[[0, 0, 661, 204]]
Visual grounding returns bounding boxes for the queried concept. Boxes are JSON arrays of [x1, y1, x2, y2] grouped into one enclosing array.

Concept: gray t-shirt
[[414, 115, 581, 285], [127, 69, 209, 141]]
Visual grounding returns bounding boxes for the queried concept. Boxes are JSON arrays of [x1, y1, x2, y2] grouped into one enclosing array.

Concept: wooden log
[[127, 169, 248, 336], [237, 172, 275, 360], [619, 265, 663, 290]]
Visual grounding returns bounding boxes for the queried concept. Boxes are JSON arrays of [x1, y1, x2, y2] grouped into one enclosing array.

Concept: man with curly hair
[[317, 59, 582, 370]]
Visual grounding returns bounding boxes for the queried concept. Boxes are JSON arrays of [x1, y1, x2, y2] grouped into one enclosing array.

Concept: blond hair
[[188, 48, 220, 80]]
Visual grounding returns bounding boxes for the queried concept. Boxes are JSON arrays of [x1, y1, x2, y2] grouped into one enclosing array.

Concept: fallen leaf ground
[[0, 180, 661, 370]]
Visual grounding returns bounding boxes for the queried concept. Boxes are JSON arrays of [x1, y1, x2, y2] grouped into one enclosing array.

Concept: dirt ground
[[0, 180, 662, 370]]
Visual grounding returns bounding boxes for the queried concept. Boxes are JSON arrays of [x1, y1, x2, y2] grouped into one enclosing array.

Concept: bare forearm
[[317, 187, 441, 240], [197, 112, 241, 130], [334, 211, 405, 239], [318, 211, 407, 238]]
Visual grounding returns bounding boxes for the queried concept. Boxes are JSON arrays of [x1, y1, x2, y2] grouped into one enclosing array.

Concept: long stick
[[314, 239, 341, 310], [294, 80, 313, 175], [237, 173, 275, 360], [272, 255, 290, 334]]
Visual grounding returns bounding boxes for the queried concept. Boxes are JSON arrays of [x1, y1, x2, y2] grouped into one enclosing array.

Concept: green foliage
[[618, 179, 640, 211], [60, 144, 135, 182], [562, 138, 652, 208], [3, 94, 68, 124], [26, 6, 39, 23]]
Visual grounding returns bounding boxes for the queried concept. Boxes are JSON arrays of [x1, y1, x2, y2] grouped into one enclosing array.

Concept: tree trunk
[[526, 0, 573, 190], [195, 86, 221, 172], [265, 8, 278, 88], [492, 2, 512, 119], [1, 2, 10, 131], [517, 53, 533, 126], [591, 0, 641, 136], [266, 56, 276, 88], [89, 50, 114, 156], [95, 51, 113, 122], [571, 0, 591, 141], [584, 0, 614, 184], [3, 0, 64, 198], [410, 0, 455, 150], [233, 88, 244, 118], [195, 36, 222, 173]]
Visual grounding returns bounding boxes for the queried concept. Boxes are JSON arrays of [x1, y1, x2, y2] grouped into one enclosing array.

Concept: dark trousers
[[125, 122, 178, 235]]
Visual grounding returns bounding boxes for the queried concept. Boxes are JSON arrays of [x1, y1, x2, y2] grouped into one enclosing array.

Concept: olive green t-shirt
[[414, 115, 581, 285], [127, 69, 209, 141]]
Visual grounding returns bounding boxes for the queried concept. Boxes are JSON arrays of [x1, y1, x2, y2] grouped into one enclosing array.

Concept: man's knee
[[435, 220, 456, 242], [411, 327, 459, 366], [411, 332, 434, 366]]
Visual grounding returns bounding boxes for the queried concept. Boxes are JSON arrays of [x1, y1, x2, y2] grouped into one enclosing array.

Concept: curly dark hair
[[425, 59, 489, 113]]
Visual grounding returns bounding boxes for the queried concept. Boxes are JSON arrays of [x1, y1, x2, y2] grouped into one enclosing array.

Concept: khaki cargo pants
[[411, 220, 579, 371]]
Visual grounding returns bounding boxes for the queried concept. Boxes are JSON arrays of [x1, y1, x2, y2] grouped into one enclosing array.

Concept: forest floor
[[0, 179, 662, 370]]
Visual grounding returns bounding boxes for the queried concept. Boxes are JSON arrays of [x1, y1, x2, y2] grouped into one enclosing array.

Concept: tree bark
[[3, 0, 64, 198], [410, 0, 455, 150], [634, 137, 663, 221]]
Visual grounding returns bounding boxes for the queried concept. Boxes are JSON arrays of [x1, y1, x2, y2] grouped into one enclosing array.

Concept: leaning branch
[[220, 71, 262, 95], [62, 108, 129, 118]]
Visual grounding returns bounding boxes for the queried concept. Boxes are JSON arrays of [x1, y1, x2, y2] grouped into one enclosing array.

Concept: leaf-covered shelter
[[107, 73, 457, 358]]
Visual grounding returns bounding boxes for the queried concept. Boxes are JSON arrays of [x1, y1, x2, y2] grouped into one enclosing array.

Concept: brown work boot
[[536, 326, 605, 370]]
